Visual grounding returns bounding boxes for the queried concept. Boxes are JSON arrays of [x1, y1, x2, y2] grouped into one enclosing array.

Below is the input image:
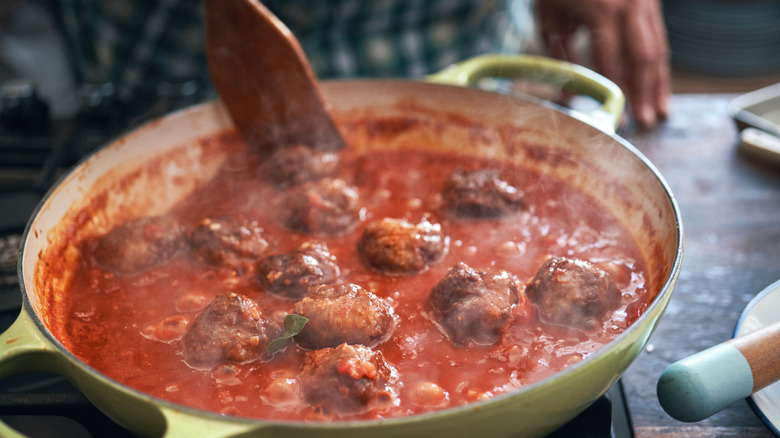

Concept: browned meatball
[[262, 144, 340, 188], [92, 215, 184, 276], [181, 292, 278, 368], [429, 262, 519, 346], [293, 283, 397, 350], [357, 217, 448, 275], [299, 343, 400, 416], [257, 241, 340, 300], [525, 256, 620, 330], [279, 178, 360, 235], [189, 217, 270, 272], [442, 169, 524, 218]]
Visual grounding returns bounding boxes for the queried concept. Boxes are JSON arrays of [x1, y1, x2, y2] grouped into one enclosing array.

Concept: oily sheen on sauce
[[57, 133, 649, 422]]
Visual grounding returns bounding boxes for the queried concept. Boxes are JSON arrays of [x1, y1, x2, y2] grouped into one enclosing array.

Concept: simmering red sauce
[[56, 134, 649, 422]]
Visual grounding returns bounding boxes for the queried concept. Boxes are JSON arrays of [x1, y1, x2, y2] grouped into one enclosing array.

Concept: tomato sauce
[[57, 135, 649, 422]]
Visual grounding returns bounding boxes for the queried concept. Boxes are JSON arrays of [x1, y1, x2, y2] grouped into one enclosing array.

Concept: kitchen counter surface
[[620, 93, 780, 438]]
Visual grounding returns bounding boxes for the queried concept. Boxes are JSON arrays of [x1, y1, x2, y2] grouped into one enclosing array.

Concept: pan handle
[[0, 307, 65, 438], [0, 305, 63, 377], [427, 54, 625, 134]]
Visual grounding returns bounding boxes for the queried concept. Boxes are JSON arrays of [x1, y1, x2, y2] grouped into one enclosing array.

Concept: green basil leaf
[[284, 313, 308, 334], [267, 337, 289, 355], [267, 314, 308, 354]]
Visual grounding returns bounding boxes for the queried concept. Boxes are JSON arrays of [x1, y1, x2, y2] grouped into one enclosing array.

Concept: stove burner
[[0, 378, 135, 438], [0, 234, 20, 286], [0, 233, 23, 335]]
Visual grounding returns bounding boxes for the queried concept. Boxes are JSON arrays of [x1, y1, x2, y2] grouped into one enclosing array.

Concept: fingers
[[649, 0, 671, 121], [621, 0, 670, 127], [586, 7, 626, 97], [537, 2, 577, 63], [536, 0, 671, 129]]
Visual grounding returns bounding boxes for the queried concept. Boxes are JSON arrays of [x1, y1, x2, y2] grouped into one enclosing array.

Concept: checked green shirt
[[47, 0, 531, 114]]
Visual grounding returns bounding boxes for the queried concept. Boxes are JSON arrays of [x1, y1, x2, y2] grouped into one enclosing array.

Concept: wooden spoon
[[203, 0, 344, 154]]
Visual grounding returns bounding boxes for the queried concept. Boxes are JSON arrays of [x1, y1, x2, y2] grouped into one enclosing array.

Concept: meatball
[[442, 169, 524, 218], [279, 178, 361, 235], [188, 216, 270, 272], [299, 343, 400, 416], [293, 283, 397, 350], [358, 217, 448, 275], [257, 241, 340, 300], [525, 256, 620, 330], [92, 215, 184, 276], [429, 262, 519, 346], [263, 144, 340, 188], [181, 292, 278, 368]]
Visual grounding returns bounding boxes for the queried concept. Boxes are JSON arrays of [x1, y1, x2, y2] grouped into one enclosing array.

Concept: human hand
[[537, 0, 670, 128]]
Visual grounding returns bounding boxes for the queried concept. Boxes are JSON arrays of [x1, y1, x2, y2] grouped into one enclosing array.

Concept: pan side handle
[[0, 306, 64, 377], [0, 307, 65, 438], [0, 308, 269, 438], [427, 54, 625, 134]]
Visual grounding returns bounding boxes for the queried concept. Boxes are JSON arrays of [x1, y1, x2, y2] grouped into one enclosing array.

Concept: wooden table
[[618, 94, 780, 437]]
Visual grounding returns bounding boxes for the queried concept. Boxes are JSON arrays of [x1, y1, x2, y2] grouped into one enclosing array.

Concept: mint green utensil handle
[[427, 54, 625, 133], [657, 343, 754, 422], [657, 319, 780, 422]]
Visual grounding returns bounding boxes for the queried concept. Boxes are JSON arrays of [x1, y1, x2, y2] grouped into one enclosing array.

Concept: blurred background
[[662, 0, 780, 93], [0, 0, 779, 120]]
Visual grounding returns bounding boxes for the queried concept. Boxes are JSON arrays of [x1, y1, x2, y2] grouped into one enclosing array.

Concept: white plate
[[735, 279, 780, 436]]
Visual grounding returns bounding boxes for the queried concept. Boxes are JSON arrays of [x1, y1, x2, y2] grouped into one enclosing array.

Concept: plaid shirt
[[47, 0, 529, 113]]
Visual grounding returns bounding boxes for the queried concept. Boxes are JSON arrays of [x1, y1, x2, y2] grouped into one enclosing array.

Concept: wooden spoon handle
[[730, 319, 780, 391], [203, 0, 344, 154], [657, 319, 780, 422]]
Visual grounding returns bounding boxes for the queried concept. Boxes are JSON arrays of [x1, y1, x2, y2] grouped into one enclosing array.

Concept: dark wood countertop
[[619, 93, 780, 438]]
